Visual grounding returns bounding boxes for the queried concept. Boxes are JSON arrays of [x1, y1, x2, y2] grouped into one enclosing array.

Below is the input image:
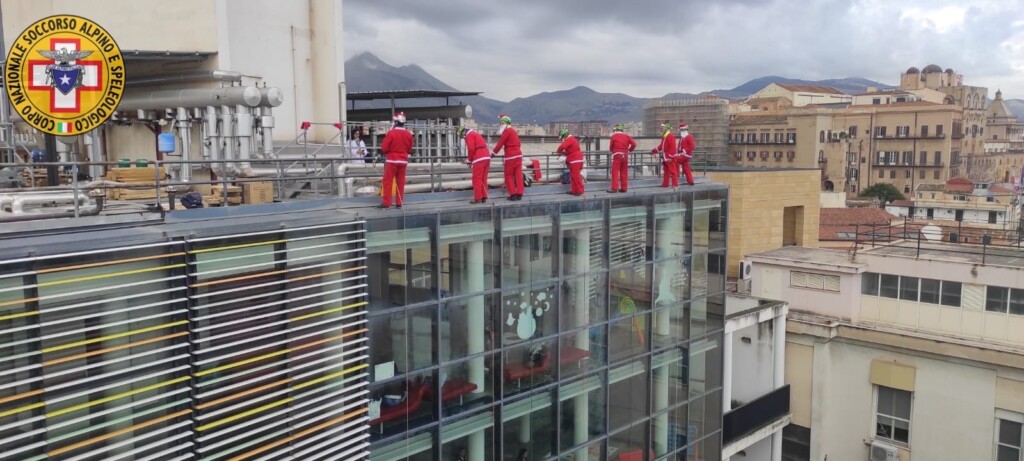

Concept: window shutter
[[824, 275, 841, 292], [791, 271, 808, 287], [963, 283, 984, 310], [807, 273, 825, 290]]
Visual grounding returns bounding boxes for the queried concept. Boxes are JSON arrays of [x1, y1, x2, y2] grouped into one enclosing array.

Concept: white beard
[[498, 124, 507, 135]]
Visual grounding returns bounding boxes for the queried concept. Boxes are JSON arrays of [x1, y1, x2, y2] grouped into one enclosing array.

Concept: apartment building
[[547, 120, 610, 138], [886, 177, 1021, 227], [748, 84, 852, 107], [746, 240, 1024, 461]]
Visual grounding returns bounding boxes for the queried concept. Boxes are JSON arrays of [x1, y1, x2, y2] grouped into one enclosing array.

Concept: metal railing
[[0, 147, 713, 220], [853, 219, 1024, 264], [722, 384, 791, 445]]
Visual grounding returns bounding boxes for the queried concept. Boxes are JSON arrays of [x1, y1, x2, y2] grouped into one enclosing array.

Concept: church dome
[[905, 67, 920, 74], [945, 68, 955, 74], [922, 64, 942, 73]]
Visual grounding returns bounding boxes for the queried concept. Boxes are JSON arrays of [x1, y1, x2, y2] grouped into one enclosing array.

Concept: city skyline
[[344, 0, 1024, 101]]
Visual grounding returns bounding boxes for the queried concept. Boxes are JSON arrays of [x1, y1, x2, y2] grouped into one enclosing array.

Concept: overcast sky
[[344, 0, 1024, 102]]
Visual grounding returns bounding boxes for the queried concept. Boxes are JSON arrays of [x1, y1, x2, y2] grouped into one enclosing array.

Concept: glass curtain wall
[[367, 187, 728, 461]]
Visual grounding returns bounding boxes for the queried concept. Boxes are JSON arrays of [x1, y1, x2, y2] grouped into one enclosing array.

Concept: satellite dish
[[921, 224, 942, 241], [464, 105, 473, 119]]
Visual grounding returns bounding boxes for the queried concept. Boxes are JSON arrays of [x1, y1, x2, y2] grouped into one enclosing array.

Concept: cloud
[[344, 0, 1024, 101]]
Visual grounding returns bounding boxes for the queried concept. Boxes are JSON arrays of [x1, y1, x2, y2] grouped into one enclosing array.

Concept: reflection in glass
[[608, 423, 649, 460], [441, 209, 496, 297], [561, 201, 607, 276], [558, 372, 607, 456], [369, 312, 406, 380], [609, 358, 649, 432], [609, 313, 649, 365], [441, 408, 494, 460], [441, 295, 495, 363], [502, 390, 556, 460], [559, 326, 604, 379], [502, 205, 556, 287], [611, 263, 652, 315], [561, 273, 607, 331], [502, 284, 557, 345], [367, 216, 436, 310]]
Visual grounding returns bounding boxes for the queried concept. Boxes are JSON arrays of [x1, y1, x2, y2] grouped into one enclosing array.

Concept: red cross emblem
[[27, 38, 103, 113]]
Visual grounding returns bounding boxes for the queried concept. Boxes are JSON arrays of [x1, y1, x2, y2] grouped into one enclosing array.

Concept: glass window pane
[[441, 408, 494, 461], [502, 284, 557, 344], [441, 208, 496, 297], [502, 390, 556, 461], [1010, 289, 1024, 316], [880, 274, 899, 298], [562, 201, 607, 275], [860, 272, 878, 295], [876, 416, 894, 439], [368, 372, 436, 438], [690, 298, 708, 339], [654, 197, 687, 262], [441, 294, 495, 363], [610, 199, 650, 268], [1000, 419, 1022, 446], [440, 355, 496, 418], [561, 273, 608, 331], [609, 358, 650, 432], [987, 286, 1010, 313], [877, 386, 893, 413], [941, 281, 962, 307], [919, 279, 940, 304], [502, 204, 557, 286], [559, 326, 604, 379], [609, 313, 650, 365], [653, 347, 689, 411], [608, 423, 649, 461], [893, 389, 911, 419], [408, 306, 436, 372], [558, 372, 607, 453], [502, 337, 556, 397], [653, 404, 688, 457], [899, 276, 918, 301], [611, 263, 652, 316], [369, 312, 407, 380], [998, 446, 1020, 461]]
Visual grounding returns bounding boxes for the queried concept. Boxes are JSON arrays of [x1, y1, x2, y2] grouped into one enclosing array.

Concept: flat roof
[[346, 90, 482, 101], [861, 241, 1024, 269], [747, 246, 864, 269], [122, 50, 216, 62]]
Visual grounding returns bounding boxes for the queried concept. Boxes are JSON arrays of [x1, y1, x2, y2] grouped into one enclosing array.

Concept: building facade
[[747, 242, 1024, 461], [0, 182, 730, 461], [547, 121, 610, 138]]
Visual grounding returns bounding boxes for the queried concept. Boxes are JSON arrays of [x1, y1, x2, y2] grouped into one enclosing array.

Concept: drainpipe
[[176, 108, 192, 183], [204, 106, 223, 176]]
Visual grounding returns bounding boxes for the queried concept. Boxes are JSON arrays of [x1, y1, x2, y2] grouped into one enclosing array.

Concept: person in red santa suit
[[651, 121, 678, 188], [493, 114, 524, 201], [676, 122, 696, 186], [380, 112, 414, 208], [459, 126, 491, 204], [607, 123, 637, 192], [556, 128, 585, 195]]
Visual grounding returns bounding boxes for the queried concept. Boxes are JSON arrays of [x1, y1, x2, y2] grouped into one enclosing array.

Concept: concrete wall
[[752, 263, 859, 321], [730, 321, 776, 403], [800, 335, 998, 461], [707, 169, 821, 278]]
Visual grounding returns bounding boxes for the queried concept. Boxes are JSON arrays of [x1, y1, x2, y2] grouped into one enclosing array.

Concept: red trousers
[[382, 162, 407, 207], [678, 156, 694, 185], [610, 153, 628, 191], [660, 159, 678, 187], [504, 157, 524, 196], [472, 160, 490, 201], [568, 161, 585, 194]]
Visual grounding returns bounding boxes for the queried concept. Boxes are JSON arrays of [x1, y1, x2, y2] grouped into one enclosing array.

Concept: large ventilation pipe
[[220, 106, 236, 176], [0, 192, 104, 222], [235, 105, 254, 176], [118, 87, 262, 112], [84, 129, 105, 179], [175, 108, 193, 183], [204, 106, 224, 176], [125, 70, 243, 88], [258, 108, 275, 159]]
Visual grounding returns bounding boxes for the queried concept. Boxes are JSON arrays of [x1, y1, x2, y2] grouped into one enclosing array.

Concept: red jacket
[[465, 130, 491, 164], [652, 131, 677, 162], [677, 132, 695, 159], [381, 127, 413, 163], [556, 135, 583, 163], [609, 132, 637, 155], [493, 127, 522, 160]]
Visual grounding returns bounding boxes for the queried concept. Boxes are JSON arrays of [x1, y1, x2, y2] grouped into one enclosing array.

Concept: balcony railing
[[723, 385, 791, 445]]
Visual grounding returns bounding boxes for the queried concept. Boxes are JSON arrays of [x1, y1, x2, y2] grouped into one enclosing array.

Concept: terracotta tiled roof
[[775, 83, 846, 95], [916, 183, 946, 192], [731, 114, 790, 125], [990, 183, 1016, 194], [888, 200, 915, 207], [945, 177, 973, 193], [819, 207, 898, 241]]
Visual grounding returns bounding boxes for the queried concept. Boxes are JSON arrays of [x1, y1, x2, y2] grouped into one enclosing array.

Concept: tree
[[859, 183, 905, 204]]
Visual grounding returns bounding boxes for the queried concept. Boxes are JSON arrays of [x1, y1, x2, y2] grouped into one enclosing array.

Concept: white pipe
[[118, 86, 262, 112], [220, 106, 236, 176], [9, 192, 89, 214], [204, 107, 220, 175], [84, 130, 105, 179], [0, 194, 103, 222], [257, 87, 285, 108], [259, 108, 275, 159], [125, 70, 242, 88], [235, 105, 254, 176], [176, 108, 192, 183]]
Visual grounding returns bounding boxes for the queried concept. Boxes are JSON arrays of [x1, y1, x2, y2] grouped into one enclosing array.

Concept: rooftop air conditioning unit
[[870, 440, 900, 461], [739, 260, 753, 280]]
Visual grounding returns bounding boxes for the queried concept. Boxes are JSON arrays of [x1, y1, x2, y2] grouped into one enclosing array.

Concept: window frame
[[875, 385, 912, 445], [940, 281, 962, 307], [996, 411, 1024, 461]]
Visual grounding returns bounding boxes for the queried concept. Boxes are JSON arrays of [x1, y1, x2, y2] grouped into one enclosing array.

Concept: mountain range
[[345, 52, 1024, 124]]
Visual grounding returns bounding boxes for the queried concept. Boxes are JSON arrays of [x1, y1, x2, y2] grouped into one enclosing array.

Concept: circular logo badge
[[5, 15, 125, 136]]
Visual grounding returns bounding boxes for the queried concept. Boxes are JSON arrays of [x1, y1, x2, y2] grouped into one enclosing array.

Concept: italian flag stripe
[[57, 122, 73, 134]]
